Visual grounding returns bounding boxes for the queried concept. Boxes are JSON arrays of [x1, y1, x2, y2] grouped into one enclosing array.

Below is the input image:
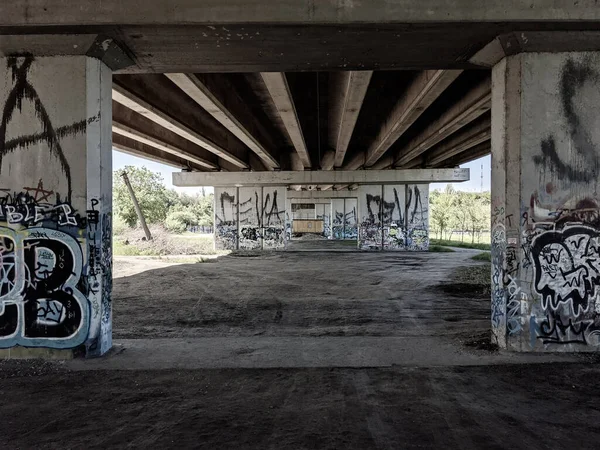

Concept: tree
[[113, 166, 172, 227]]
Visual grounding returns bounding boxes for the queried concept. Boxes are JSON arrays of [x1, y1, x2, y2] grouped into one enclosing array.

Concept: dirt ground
[[3, 248, 600, 449], [112, 250, 490, 344]]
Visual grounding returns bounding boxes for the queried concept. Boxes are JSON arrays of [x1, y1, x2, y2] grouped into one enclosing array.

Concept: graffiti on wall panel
[[262, 189, 286, 249], [214, 189, 238, 250], [359, 190, 383, 250], [406, 185, 429, 251], [239, 188, 262, 250], [491, 224, 506, 341], [383, 186, 406, 250]]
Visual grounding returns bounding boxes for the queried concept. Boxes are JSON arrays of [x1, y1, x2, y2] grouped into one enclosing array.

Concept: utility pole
[[121, 171, 153, 241]]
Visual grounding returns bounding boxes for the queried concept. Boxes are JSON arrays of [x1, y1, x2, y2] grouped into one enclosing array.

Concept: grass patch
[[113, 225, 216, 256], [472, 252, 491, 262], [429, 245, 455, 253], [430, 239, 491, 251]]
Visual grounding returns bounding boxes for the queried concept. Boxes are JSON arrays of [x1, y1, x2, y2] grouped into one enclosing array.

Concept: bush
[[165, 210, 198, 233]]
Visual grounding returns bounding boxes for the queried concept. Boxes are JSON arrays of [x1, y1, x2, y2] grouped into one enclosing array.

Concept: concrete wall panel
[[358, 185, 383, 250], [406, 184, 429, 251], [262, 186, 286, 249], [214, 187, 238, 250], [331, 199, 345, 240], [238, 186, 262, 250], [383, 185, 407, 250]]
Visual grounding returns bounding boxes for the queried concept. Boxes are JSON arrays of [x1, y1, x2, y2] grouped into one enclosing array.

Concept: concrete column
[[0, 55, 112, 357], [492, 52, 600, 350]]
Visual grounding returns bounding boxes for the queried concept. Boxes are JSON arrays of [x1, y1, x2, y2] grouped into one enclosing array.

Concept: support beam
[[433, 140, 490, 168], [174, 168, 470, 187], [288, 190, 358, 199], [394, 76, 491, 167], [114, 135, 196, 169], [112, 83, 249, 169], [165, 73, 280, 169], [425, 117, 491, 167], [3, 2, 600, 26], [113, 121, 218, 170], [328, 71, 373, 168], [364, 70, 462, 167], [260, 72, 311, 168]]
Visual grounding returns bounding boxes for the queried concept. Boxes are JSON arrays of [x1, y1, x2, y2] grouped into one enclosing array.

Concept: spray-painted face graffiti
[[531, 226, 600, 317]]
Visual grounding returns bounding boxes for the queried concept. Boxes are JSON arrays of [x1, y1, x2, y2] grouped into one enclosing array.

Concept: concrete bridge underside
[[2, 1, 600, 356]]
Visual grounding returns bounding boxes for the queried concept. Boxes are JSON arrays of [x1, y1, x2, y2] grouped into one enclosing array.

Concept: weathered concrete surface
[[492, 52, 600, 351], [0, 56, 113, 357], [2, 1, 600, 25], [173, 168, 469, 187]]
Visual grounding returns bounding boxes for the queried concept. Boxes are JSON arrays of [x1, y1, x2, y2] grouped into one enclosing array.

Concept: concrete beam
[[470, 31, 600, 67], [394, 76, 491, 167], [173, 168, 470, 187], [165, 73, 280, 169], [0, 34, 134, 71], [113, 121, 218, 170], [327, 71, 373, 168], [3, 1, 600, 26], [113, 135, 194, 170], [112, 83, 249, 169], [433, 141, 491, 168], [288, 191, 358, 199], [364, 70, 462, 167], [260, 72, 311, 168], [425, 117, 491, 167]]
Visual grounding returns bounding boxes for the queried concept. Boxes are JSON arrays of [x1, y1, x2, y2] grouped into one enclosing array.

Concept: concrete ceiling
[[5, 1, 600, 188]]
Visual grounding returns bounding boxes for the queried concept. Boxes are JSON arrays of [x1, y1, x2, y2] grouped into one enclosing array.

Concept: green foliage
[[113, 166, 214, 231], [430, 185, 490, 244], [113, 166, 172, 227], [165, 210, 197, 233], [472, 252, 492, 262], [429, 239, 491, 251], [429, 245, 456, 253]]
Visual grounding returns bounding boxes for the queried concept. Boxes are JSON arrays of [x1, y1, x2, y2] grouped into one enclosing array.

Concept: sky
[[113, 150, 491, 193]]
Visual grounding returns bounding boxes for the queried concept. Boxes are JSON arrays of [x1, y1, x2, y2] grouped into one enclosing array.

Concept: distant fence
[[187, 225, 214, 234]]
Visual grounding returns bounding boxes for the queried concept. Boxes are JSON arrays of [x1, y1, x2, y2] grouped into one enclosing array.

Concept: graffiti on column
[[0, 56, 108, 351], [406, 185, 429, 251], [214, 189, 238, 250], [525, 57, 600, 347]]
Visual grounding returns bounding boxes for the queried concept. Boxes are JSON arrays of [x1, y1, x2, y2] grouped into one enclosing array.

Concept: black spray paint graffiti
[[0, 227, 89, 347], [215, 191, 238, 250], [533, 58, 600, 183], [531, 313, 593, 346], [0, 183, 84, 228], [0, 56, 96, 202], [531, 226, 600, 317]]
